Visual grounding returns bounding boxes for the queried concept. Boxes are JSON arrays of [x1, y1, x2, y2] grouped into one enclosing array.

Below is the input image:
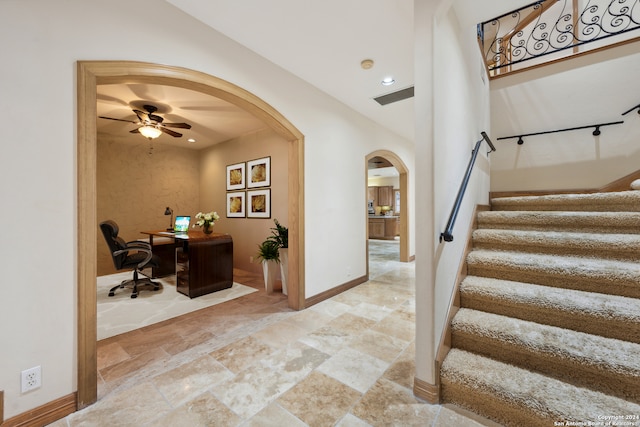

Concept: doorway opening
[[77, 61, 305, 408], [365, 150, 410, 278]]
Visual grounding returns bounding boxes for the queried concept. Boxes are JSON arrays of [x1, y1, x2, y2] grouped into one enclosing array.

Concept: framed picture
[[226, 162, 245, 190], [226, 191, 245, 218], [247, 189, 271, 218], [247, 156, 271, 188]]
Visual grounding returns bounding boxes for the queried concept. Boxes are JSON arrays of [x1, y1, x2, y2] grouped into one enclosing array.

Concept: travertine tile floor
[[50, 239, 491, 426]]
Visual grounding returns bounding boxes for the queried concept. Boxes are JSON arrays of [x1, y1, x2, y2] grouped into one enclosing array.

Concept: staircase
[[440, 190, 640, 426]]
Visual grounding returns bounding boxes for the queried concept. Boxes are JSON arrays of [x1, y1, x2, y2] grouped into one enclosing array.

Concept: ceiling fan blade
[[133, 109, 149, 122], [160, 127, 182, 138], [99, 116, 138, 124], [129, 128, 140, 134], [162, 122, 192, 129]]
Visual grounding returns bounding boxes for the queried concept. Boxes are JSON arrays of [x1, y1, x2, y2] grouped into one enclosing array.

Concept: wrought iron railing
[[496, 102, 637, 143], [622, 103, 640, 115], [479, 0, 640, 76], [441, 132, 496, 243], [497, 120, 624, 144]]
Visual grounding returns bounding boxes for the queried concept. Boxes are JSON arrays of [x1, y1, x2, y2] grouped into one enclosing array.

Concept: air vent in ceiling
[[374, 86, 414, 106]]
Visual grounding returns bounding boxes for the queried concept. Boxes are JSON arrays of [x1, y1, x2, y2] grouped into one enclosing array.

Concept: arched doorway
[[77, 61, 305, 407], [365, 150, 410, 271]]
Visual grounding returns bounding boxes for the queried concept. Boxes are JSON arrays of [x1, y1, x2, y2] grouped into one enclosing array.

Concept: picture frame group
[[225, 156, 271, 218]]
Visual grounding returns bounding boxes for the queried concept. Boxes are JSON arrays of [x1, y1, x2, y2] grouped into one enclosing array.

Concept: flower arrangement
[[195, 211, 220, 233]]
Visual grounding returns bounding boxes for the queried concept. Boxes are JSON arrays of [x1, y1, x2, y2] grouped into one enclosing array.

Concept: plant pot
[[262, 259, 278, 293], [278, 248, 288, 295]]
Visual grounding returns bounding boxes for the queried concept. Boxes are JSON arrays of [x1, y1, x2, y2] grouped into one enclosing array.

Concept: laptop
[[173, 215, 191, 233]]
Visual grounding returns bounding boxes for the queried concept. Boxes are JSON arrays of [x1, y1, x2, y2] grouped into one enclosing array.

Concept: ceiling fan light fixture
[[139, 125, 162, 139]]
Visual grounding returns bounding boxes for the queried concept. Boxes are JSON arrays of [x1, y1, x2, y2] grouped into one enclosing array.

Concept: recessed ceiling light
[[381, 77, 396, 86], [187, 138, 196, 143]]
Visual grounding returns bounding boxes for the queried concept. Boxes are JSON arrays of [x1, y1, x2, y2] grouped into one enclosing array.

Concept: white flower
[[195, 210, 219, 227]]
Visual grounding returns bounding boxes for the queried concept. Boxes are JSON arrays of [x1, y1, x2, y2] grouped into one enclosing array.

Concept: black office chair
[[99, 220, 161, 298]]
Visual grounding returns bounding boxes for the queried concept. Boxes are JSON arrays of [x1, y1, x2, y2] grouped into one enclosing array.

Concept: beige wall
[[414, 3, 492, 387], [97, 136, 201, 275], [489, 42, 640, 192], [0, 1, 414, 418], [199, 128, 289, 275]]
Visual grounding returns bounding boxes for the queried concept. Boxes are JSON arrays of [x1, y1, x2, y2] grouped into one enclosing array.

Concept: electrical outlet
[[21, 366, 41, 393], [249, 256, 254, 263]]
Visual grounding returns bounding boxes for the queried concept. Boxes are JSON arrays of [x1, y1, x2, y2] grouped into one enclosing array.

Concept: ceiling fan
[[99, 104, 192, 139]]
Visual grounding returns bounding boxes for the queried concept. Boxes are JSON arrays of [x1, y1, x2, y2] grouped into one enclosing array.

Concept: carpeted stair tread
[[491, 190, 640, 212], [460, 275, 640, 344], [467, 249, 640, 298], [443, 189, 640, 423], [472, 228, 640, 260], [440, 348, 640, 427], [477, 210, 640, 234], [450, 308, 640, 401]]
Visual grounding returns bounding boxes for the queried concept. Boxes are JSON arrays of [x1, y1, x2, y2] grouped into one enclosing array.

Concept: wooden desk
[[139, 232, 178, 278], [140, 230, 233, 298]]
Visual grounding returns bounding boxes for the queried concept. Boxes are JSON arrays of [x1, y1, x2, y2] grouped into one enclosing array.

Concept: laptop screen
[[174, 216, 190, 232]]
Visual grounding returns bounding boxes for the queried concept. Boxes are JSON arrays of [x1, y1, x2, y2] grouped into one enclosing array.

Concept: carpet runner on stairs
[[440, 190, 640, 426]]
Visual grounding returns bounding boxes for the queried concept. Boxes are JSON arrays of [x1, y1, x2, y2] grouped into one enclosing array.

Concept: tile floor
[[49, 239, 492, 426]]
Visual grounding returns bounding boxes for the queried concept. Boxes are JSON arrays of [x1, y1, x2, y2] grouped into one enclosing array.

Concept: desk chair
[[99, 220, 161, 298]]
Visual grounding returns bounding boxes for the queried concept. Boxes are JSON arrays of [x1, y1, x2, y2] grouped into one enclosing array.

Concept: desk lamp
[[164, 207, 174, 230]]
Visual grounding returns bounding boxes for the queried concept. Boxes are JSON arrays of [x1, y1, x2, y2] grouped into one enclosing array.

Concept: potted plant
[[256, 239, 279, 293], [267, 219, 288, 295]]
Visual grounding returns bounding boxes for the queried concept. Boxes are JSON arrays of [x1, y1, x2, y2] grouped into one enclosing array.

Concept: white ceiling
[[368, 166, 399, 179], [166, 0, 417, 141], [98, 1, 519, 148]]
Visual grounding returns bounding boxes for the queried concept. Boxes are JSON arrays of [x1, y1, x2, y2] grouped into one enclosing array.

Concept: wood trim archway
[[365, 150, 410, 263], [77, 61, 305, 408]]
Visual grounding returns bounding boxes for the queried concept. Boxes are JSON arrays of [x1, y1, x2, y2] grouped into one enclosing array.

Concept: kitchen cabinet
[[369, 218, 386, 239], [377, 186, 394, 207], [368, 186, 378, 206], [368, 216, 399, 240], [367, 186, 394, 208], [385, 217, 399, 238]]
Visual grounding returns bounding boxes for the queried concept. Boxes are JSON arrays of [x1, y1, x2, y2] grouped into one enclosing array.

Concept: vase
[[278, 248, 288, 295], [262, 260, 278, 293], [203, 223, 213, 234]]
